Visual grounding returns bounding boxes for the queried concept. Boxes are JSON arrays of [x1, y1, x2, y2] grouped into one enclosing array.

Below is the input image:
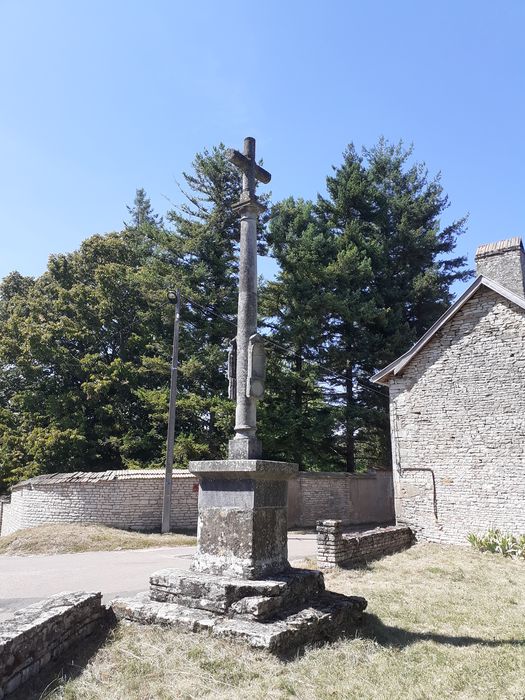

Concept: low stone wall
[[0, 592, 107, 698], [1, 468, 394, 537], [316, 519, 414, 568], [287, 471, 394, 528], [1, 470, 199, 536]]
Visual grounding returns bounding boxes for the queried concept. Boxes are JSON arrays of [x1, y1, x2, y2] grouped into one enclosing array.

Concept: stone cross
[[226, 137, 271, 460]]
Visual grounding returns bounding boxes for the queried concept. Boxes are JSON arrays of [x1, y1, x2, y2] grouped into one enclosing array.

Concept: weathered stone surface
[[111, 590, 367, 655], [0, 470, 198, 536], [225, 138, 269, 459], [475, 237, 525, 298], [198, 478, 288, 508], [189, 459, 297, 579], [113, 592, 216, 632], [0, 592, 107, 699], [228, 594, 284, 619], [386, 285, 525, 545], [227, 436, 262, 459], [189, 460, 298, 479], [191, 505, 290, 579], [150, 567, 324, 620]]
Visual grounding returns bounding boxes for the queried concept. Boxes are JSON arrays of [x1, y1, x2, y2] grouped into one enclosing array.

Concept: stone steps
[[149, 567, 324, 620], [111, 588, 367, 656]]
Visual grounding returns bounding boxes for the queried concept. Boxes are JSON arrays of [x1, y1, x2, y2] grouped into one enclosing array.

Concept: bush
[[468, 528, 525, 559]]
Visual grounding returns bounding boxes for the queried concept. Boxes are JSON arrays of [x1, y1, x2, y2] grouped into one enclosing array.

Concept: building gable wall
[[389, 287, 525, 544]]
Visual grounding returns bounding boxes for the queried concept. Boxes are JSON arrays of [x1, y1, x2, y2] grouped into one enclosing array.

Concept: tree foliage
[[0, 139, 471, 489], [263, 139, 471, 471]]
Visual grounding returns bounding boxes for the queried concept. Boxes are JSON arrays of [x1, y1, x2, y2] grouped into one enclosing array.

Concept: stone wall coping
[[9, 468, 387, 493], [11, 469, 195, 491], [475, 237, 523, 259], [0, 591, 107, 698], [0, 591, 102, 642], [189, 459, 298, 480]]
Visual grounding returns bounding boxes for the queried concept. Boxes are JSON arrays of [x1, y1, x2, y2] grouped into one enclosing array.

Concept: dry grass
[[0, 523, 196, 556], [44, 543, 524, 700]]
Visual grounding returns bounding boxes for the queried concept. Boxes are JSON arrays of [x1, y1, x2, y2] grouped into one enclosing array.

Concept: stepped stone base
[[111, 567, 367, 655], [149, 568, 324, 619]]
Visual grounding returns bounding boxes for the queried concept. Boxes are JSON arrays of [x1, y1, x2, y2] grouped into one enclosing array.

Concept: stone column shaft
[[233, 205, 258, 443], [227, 136, 268, 460]]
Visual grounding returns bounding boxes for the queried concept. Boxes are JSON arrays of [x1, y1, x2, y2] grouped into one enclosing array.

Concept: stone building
[[372, 237, 525, 544]]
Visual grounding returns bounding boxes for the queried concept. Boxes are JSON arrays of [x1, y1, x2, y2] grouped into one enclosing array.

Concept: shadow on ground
[[6, 608, 523, 696], [360, 612, 525, 649], [8, 621, 114, 700]]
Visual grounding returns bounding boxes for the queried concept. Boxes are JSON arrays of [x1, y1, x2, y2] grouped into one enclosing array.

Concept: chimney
[[475, 237, 525, 298]]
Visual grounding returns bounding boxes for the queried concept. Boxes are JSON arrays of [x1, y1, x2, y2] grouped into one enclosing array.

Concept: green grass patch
[[468, 528, 525, 559], [45, 543, 525, 699]]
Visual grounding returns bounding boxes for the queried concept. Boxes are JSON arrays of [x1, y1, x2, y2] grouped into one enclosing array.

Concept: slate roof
[[371, 275, 525, 385]]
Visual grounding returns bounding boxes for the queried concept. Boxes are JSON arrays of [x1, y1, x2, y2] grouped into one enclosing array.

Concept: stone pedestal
[[111, 455, 367, 654], [228, 436, 262, 459], [112, 459, 366, 656], [112, 573, 366, 656], [189, 459, 296, 579]]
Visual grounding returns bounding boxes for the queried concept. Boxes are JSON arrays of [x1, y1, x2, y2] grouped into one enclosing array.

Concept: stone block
[[149, 568, 324, 621], [189, 459, 297, 579], [111, 590, 367, 656]]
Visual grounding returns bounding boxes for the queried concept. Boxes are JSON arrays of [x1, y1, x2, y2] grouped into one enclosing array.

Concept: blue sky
[[1, 0, 524, 292]]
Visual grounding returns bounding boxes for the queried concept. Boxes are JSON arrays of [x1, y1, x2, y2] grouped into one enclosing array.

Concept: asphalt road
[[0, 533, 317, 621]]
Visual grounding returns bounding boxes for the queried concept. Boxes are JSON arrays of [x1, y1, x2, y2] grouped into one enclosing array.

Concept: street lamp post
[[161, 289, 181, 534]]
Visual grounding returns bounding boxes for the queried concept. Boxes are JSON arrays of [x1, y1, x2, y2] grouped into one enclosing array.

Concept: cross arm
[[226, 149, 272, 184]]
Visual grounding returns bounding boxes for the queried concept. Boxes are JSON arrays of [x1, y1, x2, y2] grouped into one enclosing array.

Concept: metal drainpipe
[[391, 403, 439, 521]]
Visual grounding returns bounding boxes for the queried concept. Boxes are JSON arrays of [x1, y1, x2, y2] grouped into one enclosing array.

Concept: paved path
[[0, 533, 317, 621]]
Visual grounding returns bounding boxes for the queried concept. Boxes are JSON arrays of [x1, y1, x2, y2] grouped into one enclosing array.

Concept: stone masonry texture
[[1, 469, 394, 536], [388, 286, 525, 544], [287, 471, 394, 528], [475, 238, 525, 298], [0, 592, 107, 699], [316, 520, 414, 568], [1, 470, 198, 536]]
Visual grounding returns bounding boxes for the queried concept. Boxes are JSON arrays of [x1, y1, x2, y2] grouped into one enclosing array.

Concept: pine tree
[[319, 140, 471, 471], [125, 188, 163, 230], [260, 198, 338, 469], [264, 140, 471, 473], [163, 144, 269, 461]]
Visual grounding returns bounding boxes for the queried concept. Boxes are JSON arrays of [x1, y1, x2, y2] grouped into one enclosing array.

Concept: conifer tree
[[265, 140, 471, 472], [260, 198, 338, 468], [0, 140, 471, 489], [125, 187, 163, 230], [0, 227, 172, 488], [161, 145, 242, 461]]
